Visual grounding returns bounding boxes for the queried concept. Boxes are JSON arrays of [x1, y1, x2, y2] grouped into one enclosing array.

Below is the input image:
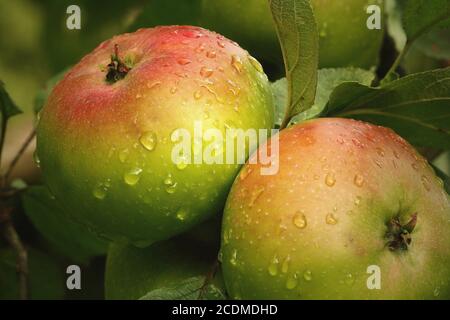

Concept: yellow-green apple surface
[[36, 26, 274, 246], [105, 235, 222, 299], [200, 0, 385, 69], [221, 118, 450, 299]]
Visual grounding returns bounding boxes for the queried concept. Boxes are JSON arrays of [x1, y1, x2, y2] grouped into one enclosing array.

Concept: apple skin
[[221, 118, 450, 299], [200, 0, 384, 69], [105, 235, 222, 300], [36, 26, 274, 246]]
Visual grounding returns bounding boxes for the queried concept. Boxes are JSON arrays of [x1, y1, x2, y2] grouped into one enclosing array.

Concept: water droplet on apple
[[376, 148, 385, 157], [326, 213, 338, 225], [248, 55, 263, 73], [434, 287, 440, 297], [292, 212, 307, 229], [193, 90, 202, 100], [119, 148, 130, 163], [421, 175, 431, 191], [249, 187, 265, 207], [303, 270, 313, 281], [286, 273, 298, 290], [164, 174, 178, 194], [200, 66, 214, 78], [177, 58, 191, 65], [176, 156, 188, 170], [206, 51, 216, 58], [231, 55, 243, 73], [124, 168, 142, 186], [268, 255, 279, 276], [325, 173, 336, 187], [217, 41, 226, 48], [354, 196, 362, 206], [354, 174, 364, 187], [345, 273, 355, 286], [393, 150, 400, 159], [170, 87, 178, 94], [93, 183, 108, 200], [239, 166, 252, 180], [230, 249, 238, 266], [147, 81, 161, 89], [411, 162, 419, 171], [281, 256, 290, 273], [175, 208, 188, 221], [139, 131, 157, 151]]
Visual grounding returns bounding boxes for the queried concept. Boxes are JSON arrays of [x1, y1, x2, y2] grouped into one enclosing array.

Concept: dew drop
[[231, 55, 243, 73], [286, 273, 298, 290], [268, 256, 279, 276], [248, 55, 263, 73], [170, 87, 177, 94], [421, 175, 431, 191], [292, 212, 307, 229], [325, 173, 336, 187], [139, 131, 157, 151], [119, 148, 130, 163], [176, 156, 189, 170], [164, 174, 178, 194], [200, 66, 214, 78], [124, 168, 142, 186], [217, 41, 226, 48], [194, 90, 202, 100], [376, 148, 385, 157], [239, 166, 252, 180], [33, 151, 41, 168], [249, 187, 265, 207], [326, 213, 338, 225], [393, 150, 400, 159], [303, 270, 313, 281], [354, 196, 362, 206], [93, 184, 108, 200], [281, 256, 290, 274], [354, 174, 364, 187], [177, 58, 191, 65], [206, 51, 216, 58], [176, 208, 188, 221], [345, 273, 355, 286], [147, 81, 161, 89], [434, 287, 440, 297], [230, 249, 238, 266]]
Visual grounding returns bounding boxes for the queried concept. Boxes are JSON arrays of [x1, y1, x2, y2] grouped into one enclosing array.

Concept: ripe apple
[[105, 235, 222, 300], [200, 0, 384, 69], [221, 118, 450, 299], [36, 26, 274, 246]]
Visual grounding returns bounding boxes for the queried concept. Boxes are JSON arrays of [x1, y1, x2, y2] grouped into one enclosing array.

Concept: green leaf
[[0, 81, 22, 119], [269, 0, 319, 128], [22, 186, 108, 264], [413, 26, 450, 60], [139, 276, 226, 300], [402, 0, 450, 42], [271, 78, 288, 128], [0, 248, 65, 300], [34, 69, 69, 114], [386, 0, 407, 52], [327, 68, 450, 149]]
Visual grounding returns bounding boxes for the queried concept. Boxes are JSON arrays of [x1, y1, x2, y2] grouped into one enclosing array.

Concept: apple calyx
[[385, 213, 418, 252], [105, 44, 131, 84]]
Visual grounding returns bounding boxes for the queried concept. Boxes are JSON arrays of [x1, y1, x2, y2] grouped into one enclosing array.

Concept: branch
[[0, 206, 28, 300], [3, 128, 36, 186]]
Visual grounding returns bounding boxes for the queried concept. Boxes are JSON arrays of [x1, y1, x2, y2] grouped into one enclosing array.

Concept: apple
[[105, 235, 222, 300], [200, 0, 385, 69], [220, 118, 450, 299], [36, 26, 274, 246]]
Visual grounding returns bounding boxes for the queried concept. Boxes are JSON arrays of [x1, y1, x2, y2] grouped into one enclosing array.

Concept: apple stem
[[105, 44, 131, 84]]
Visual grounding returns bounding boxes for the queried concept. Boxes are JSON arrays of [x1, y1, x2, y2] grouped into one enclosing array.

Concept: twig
[[0, 206, 28, 300], [3, 128, 36, 186], [197, 259, 219, 300]]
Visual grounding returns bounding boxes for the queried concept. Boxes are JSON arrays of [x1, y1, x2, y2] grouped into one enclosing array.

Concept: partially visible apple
[[200, 0, 385, 69], [105, 235, 222, 300], [36, 26, 274, 246], [221, 118, 450, 299]]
